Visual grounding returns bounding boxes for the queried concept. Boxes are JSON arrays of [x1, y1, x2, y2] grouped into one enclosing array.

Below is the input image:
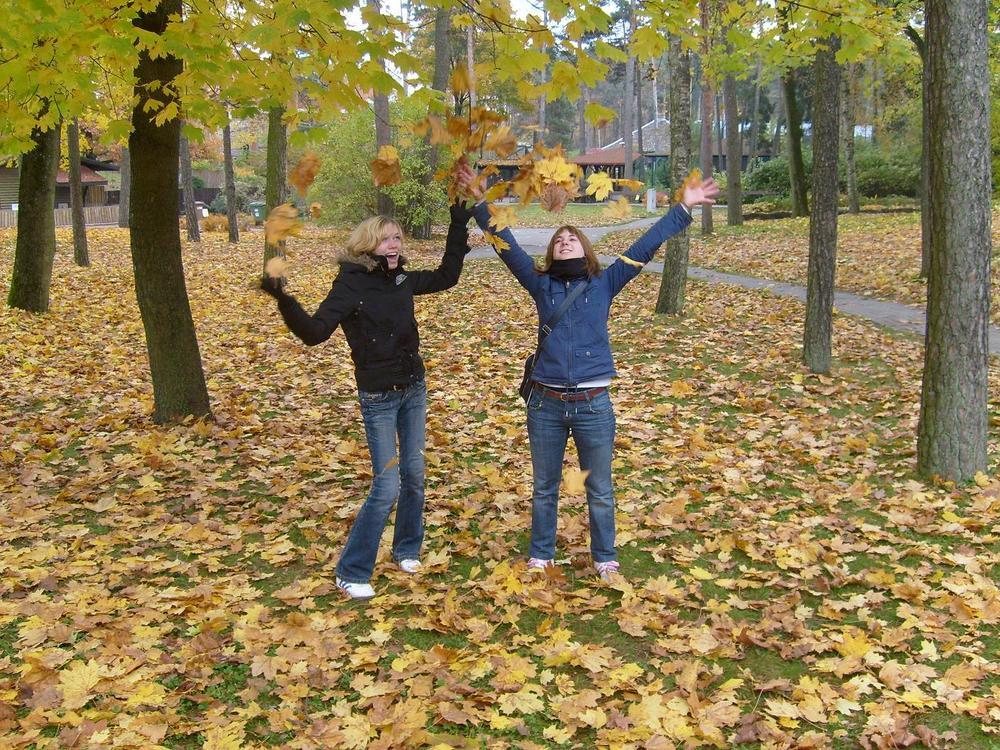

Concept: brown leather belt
[[534, 384, 608, 402]]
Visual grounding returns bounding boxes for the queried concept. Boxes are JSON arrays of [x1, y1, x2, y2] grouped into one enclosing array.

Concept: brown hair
[[338, 215, 403, 269], [540, 225, 601, 277]]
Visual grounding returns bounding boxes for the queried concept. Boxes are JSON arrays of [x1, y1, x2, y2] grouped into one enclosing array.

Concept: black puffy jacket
[[275, 206, 472, 392]]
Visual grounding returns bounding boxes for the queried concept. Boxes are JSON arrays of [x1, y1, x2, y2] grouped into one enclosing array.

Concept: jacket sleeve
[[275, 275, 359, 346], [471, 201, 543, 295], [410, 203, 474, 296], [602, 203, 692, 298]]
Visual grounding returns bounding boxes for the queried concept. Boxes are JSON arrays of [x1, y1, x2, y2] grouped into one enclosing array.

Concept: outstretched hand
[[454, 161, 484, 201], [681, 177, 720, 209], [260, 274, 288, 301]]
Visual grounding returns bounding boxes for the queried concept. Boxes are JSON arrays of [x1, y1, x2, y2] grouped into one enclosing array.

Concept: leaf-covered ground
[[598, 210, 1000, 325], [1, 225, 999, 750]]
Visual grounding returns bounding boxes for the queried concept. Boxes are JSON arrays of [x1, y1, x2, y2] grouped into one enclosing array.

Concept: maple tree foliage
[[0, 224, 998, 748]]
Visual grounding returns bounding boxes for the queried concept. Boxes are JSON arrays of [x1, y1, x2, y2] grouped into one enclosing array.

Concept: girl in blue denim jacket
[[458, 165, 718, 579]]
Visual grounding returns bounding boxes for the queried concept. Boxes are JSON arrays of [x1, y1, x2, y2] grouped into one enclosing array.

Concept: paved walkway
[[467, 213, 1000, 354]]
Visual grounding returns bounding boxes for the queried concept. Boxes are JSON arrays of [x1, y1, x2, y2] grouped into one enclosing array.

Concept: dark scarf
[[547, 258, 589, 281]]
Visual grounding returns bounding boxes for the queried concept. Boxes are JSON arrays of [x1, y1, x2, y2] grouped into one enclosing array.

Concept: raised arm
[[603, 177, 719, 298], [262, 274, 359, 346], [409, 202, 475, 296], [456, 162, 543, 295]]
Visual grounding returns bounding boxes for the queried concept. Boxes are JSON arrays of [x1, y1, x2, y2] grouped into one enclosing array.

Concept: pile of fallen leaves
[[598, 211, 1000, 325], [1, 224, 999, 749]]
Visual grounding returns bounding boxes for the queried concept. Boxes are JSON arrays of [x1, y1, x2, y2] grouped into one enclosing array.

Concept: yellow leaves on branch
[[264, 203, 301, 246], [371, 144, 402, 187]]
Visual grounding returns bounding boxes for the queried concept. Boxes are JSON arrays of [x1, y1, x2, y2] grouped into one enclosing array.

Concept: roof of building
[[56, 165, 107, 185]]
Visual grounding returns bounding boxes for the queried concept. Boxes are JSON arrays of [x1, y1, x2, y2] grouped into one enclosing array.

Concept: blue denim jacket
[[472, 202, 692, 387]]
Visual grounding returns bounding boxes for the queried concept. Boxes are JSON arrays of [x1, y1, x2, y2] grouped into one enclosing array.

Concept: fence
[[0, 204, 120, 229]]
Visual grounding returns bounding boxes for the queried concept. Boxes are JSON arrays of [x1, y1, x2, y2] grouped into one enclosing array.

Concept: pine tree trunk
[[118, 146, 130, 228], [656, 35, 692, 315], [68, 118, 89, 266], [222, 120, 239, 243], [772, 80, 784, 156], [262, 105, 287, 275], [783, 69, 809, 217], [917, 0, 991, 481], [803, 39, 841, 375], [8, 118, 59, 312], [699, 84, 714, 235], [129, 0, 211, 423], [179, 128, 200, 242], [636, 68, 644, 156], [841, 64, 860, 214], [723, 73, 742, 225]]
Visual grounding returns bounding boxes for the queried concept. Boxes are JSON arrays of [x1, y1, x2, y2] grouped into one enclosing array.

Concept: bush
[[851, 146, 919, 198], [742, 154, 813, 200], [202, 214, 229, 232]]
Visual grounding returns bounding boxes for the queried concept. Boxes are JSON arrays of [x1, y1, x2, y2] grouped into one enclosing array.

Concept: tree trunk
[[905, 26, 931, 278], [636, 67, 644, 156], [917, 0, 991, 481], [413, 6, 449, 241], [803, 39, 841, 375], [179, 127, 200, 242], [723, 73, 742, 225], [118, 146, 130, 228], [748, 59, 762, 169], [68, 118, 89, 266], [772, 80, 784, 156], [656, 35, 692, 315], [129, 0, 211, 422], [715, 94, 723, 172], [262, 105, 287, 274], [783, 69, 809, 217], [8, 118, 59, 312], [373, 89, 393, 216], [222, 120, 239, 243], [578, 90, 588, 152], [466, 25, 476, 110], [698, 0, 713, 235], [841, 63, 860, 214]]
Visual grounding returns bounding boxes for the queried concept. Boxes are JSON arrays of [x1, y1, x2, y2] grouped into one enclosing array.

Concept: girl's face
[[374, 223, 403, 268], [552, 229, 585, 260]]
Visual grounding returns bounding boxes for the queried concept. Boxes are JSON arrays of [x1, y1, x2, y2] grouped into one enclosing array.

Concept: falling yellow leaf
[[371, 145, 402, 187], [563, 468, 590, 495], [449, 64, 472, 95], [264, 203, 301, 245], [586, 172, 614, 201], [487, 204, 519, 233], [540, 183, 570, 213], [288, 152, 321, 197], [484, 125, 517, 157], [309, 202, 322, 218], [603, 196, 631, 220], [616, 178, 644, 192], [673, 167, 702, 205]]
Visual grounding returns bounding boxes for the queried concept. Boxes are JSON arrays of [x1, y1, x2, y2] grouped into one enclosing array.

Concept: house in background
[[0, 157, 114, 210]]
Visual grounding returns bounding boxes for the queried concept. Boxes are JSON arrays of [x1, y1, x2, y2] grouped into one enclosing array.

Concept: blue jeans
[[335, 379, 427, 583], [525, 387, 617, 562]]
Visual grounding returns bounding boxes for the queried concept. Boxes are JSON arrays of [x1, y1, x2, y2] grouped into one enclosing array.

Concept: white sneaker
[[336, 577, 375, 600], [397, 559, 422, 573], [527, 558, 554, 571], [595, 560, 620, 581]]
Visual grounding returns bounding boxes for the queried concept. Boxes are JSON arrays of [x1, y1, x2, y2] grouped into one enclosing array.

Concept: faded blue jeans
[[525, 386, 617, 562], [335, 379, 427, 583]]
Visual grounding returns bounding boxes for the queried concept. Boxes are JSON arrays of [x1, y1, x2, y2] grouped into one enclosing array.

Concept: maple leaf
[[264, 203, 301, 245], [586, 172, 614, 201], [604, 196, 631, 220], [486, 232, 510, 253], [562, 468, 590, 495], [540, 184, 570, 213], [487, 204, 518, 233], [289, 152, 321, 197], [616, 178, 644, 192], [371, 145, 402, 187], [484, 125, 517, 157], [202, 722, 245, 750], [59, 659, 102, 710], [449, 64, 472, 95]]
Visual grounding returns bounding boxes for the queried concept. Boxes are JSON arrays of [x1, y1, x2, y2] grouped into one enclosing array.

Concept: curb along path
[[465, 215, 1000, 355]]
